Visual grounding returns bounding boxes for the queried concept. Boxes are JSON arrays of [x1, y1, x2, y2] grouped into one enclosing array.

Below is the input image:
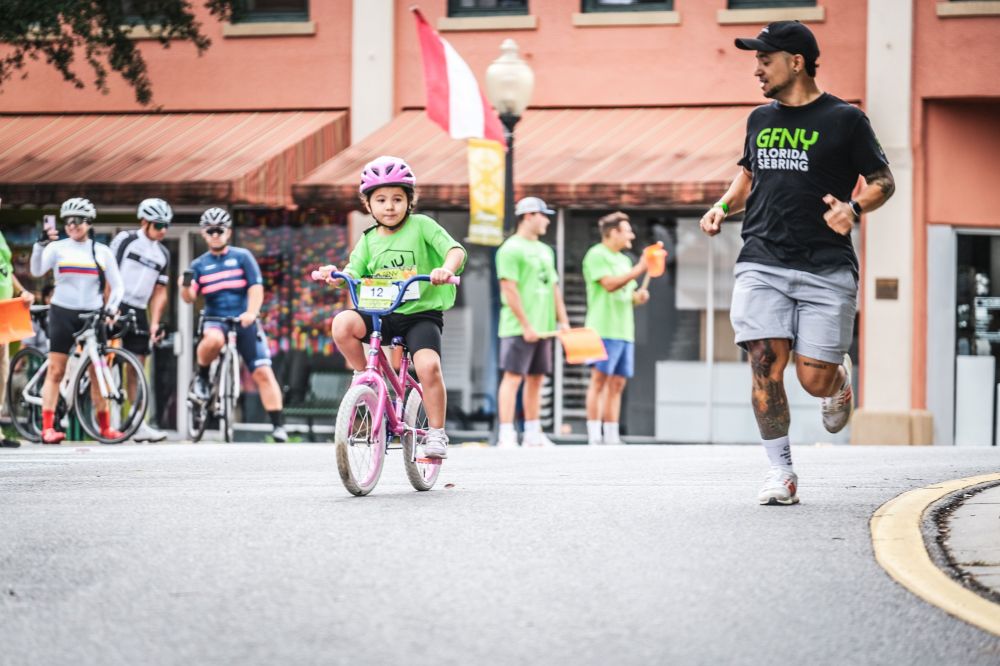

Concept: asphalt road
[[2, 442, 1000, 665]]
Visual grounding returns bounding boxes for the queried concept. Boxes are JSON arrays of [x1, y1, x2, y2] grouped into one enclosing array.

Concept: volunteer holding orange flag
[[581, 212, 663, 446]]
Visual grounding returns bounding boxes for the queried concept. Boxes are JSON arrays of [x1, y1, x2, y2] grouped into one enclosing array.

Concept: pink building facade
[[1, 0, 998, 444]]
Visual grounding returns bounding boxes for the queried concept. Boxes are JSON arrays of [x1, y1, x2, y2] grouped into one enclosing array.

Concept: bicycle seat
[[29, 305, 50, 315]]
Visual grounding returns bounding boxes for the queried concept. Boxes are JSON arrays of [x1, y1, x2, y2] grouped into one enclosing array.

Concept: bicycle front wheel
[[187, 378, 209, 443], [219, 357, 236, 443], [402, 389, 441, 491], [6, 346, 46, 442], [334, 385, 386, 496], [74, 348, 148, 444]]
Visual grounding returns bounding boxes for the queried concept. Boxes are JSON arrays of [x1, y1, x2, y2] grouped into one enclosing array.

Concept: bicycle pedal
[[415, 457, 443, 465]]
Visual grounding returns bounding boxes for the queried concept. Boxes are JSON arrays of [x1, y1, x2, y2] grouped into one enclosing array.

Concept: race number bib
[[357, 273, 419, 310]]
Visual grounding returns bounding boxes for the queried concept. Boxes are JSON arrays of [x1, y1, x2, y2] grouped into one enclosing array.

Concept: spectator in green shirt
[[1, 228, 35, 448], [581, 212, 650, 445], [495, 197, 570, 448]]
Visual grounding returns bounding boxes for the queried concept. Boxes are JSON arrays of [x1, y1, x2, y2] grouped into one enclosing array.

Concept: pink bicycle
[[311, 269, 460, 496]]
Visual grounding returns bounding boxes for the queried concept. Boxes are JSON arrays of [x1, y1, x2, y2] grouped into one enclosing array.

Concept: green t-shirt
[[496, 234, 558, 337], [0, 231, 13, 300], [345, 214, 466, 315], [582, 242, 636, 342]]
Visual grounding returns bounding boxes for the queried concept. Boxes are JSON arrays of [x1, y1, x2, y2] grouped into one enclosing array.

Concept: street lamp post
[[485, 39, 534, 233]]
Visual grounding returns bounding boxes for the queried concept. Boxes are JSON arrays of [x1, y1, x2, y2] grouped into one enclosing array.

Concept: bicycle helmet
[[199, 207, 232, 228], [59, 197, 97, 220], [137, 198, 173, 224], [359, 155, 416, 196]]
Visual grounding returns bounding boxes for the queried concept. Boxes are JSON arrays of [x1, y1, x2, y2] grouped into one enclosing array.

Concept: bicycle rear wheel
[[402, 389, 442, 491], [6, 347, 46, 442], [74, 348, 147, 444], [334, 385, 386, 496]]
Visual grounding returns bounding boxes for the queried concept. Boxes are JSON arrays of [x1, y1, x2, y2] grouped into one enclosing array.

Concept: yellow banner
[[466, 138, 505, 247]]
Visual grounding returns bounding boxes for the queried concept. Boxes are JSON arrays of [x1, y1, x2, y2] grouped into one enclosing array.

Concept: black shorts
[[48, 304, 90, 355], [118, 306, 150, 356], [358, 310, 444, 357], [499, 336, 554, 376]]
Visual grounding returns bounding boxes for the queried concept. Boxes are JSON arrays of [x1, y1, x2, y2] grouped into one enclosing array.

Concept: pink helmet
[[359, 155, 416, 195]]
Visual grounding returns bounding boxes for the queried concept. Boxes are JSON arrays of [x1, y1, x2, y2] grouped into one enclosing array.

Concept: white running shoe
[[821, 354, 854, 434], [423, 429, 449, 459], [588, 437, 603, 446], [758, 467, 799, 506], [270, 426, 288, 443], [496, 433, 519, 449], [134, 422, 167, 442], [523, 432, 556, 448]]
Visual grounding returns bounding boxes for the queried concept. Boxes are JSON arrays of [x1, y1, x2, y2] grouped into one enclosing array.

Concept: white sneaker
[[496, 433, 519, 449], [821, 354, 854, 434], [134, 422, 167, 442], [523, 432, 556, 448], [588, 437, 603, 446], [758, 468, 799, 506], [423, 429, 449, 459]]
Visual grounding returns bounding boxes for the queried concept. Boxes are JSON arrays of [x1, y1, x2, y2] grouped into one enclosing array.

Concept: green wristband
[[713, 201, 730, 215]]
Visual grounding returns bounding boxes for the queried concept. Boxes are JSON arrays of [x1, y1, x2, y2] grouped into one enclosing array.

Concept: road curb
[[871, 473, 1000, 637]]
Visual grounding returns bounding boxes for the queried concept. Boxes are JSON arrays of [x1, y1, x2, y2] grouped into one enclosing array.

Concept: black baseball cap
[[734, 21, 820, 64]]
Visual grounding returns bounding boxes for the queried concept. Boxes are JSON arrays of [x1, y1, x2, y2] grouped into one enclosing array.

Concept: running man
[[109, 198, 173, 442], [700, 21, 894, 505], [179, 208, 287, 443], [495, 197, 570, 448], [581, 212, 650, 445]]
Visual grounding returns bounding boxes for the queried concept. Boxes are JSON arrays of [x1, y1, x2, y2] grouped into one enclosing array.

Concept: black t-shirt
[[737, 93, 889, 276]]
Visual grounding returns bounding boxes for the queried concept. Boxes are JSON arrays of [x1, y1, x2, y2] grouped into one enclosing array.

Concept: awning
[[0, 111, 348, 208], [293, 107, 753, 209]]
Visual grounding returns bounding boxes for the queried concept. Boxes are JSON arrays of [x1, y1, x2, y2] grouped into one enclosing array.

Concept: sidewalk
[[939, 482, 1000, 600]]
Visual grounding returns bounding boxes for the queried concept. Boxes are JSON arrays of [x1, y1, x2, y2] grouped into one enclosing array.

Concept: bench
[[284, 371, 353, 441]]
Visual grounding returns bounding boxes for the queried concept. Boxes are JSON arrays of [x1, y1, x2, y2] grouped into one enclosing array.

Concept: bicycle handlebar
[[310, 269, 460, 315]]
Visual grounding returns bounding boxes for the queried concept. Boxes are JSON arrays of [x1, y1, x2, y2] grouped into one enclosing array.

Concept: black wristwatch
[[848, 199, 863, 220]]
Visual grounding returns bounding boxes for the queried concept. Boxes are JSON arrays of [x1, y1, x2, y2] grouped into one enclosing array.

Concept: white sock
[[499, 422, 516, 440], [587, 420, 602, 443], [762, 435, 793, 471], [524, 420, 541, 435], [603, 422, 620, 443]]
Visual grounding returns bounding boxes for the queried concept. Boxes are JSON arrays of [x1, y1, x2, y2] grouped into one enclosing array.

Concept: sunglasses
[[63, 217, 89, 228], [204, 227, 227, 236], [151, 222, 170, 231]]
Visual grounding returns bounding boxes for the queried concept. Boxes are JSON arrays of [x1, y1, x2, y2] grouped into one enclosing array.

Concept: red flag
[[412, 8, 505, 144]]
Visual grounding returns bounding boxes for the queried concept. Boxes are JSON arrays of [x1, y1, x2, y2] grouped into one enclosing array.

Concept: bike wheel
[[334, 385, 386, 496], [220, 357, 235, 443], [402, 389, 442, 491], [6, 347, 46, 442], [74, 348, 148, 444], [187, 378, 209, 443]]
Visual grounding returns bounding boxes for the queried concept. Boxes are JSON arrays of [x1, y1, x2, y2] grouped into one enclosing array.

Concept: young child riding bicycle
[[316, 155, 466, 459]]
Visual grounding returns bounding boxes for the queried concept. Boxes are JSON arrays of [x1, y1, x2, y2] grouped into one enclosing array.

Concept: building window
[[448, 0, 529, 17], [582, 0, 673, 11], [728, 0, 816, 7], [233, 0, 309, 23]]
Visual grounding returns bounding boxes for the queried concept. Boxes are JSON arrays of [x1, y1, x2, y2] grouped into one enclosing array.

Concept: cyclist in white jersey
[[30, 197, 125, 444], [109, 198, 173, 442]]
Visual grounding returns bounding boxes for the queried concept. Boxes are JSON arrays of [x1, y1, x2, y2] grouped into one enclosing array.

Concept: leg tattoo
[[750, 341, 790, 439]]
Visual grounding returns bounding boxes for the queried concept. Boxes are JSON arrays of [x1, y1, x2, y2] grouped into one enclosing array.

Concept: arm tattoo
[[865, 166, 895, 199]]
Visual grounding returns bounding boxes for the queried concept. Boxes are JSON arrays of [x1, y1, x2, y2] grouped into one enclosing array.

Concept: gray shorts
[[730, 262, 857, 364], [499, 336, 554, 376]]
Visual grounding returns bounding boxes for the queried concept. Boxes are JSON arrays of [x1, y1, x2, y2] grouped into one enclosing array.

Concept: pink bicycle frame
[[353, 331, 422, 442]]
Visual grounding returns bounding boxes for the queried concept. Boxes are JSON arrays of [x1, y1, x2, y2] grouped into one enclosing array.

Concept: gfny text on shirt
[[755, 127, 818, 172]]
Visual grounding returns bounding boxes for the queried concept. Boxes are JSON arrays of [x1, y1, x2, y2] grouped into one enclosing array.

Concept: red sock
[[97, 411, 110, 432], [43, 410, 55, 431]]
